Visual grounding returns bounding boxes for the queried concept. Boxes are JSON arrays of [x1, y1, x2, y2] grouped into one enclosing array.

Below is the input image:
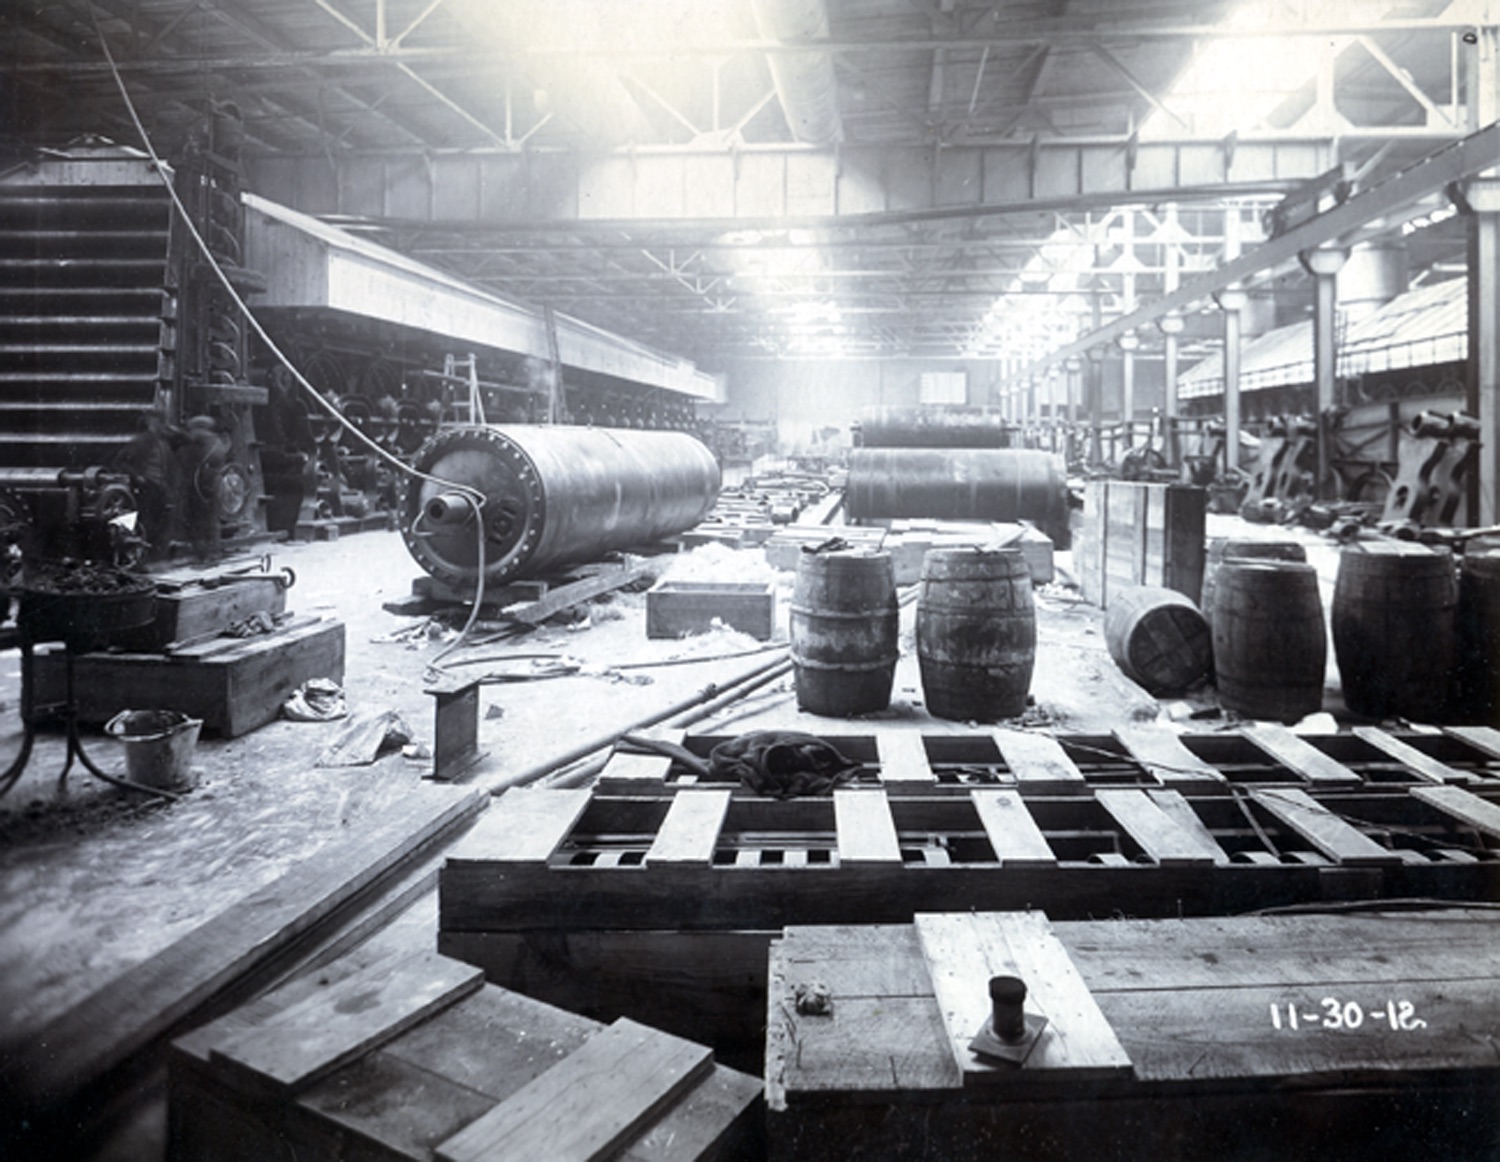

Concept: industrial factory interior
[[5, 1, 1500, 1159]]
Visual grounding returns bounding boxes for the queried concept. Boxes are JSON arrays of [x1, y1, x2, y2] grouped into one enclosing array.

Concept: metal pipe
[[482, 651, 791, 795], [402, 424, 720, 586]]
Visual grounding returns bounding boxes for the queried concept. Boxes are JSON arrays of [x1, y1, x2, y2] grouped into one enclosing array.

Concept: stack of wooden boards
[[170, 945, 761, 1162], [437, 723, 1500, 1060]]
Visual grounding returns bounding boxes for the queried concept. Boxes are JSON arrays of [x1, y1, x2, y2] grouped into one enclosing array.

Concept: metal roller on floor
[[845, 447, 1070, 543], [400, 424, 721, 586]]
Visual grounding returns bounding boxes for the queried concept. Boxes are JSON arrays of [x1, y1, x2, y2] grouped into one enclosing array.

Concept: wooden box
[[1076, 481, 1205, 609], [766, 910, 1500, 1161], [169, 945, 762, 1162], [32, 618, 345, 737], [763, 525, 885, 572], [438, 723, 1500, 1062], [115, 579, 289, 651], [646, 580, 775, 641]]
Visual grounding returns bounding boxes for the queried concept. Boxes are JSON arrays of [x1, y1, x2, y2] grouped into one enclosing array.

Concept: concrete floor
[[0, 520, 1212, 1045]]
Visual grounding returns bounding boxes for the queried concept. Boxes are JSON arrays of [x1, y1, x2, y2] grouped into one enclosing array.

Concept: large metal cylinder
[[401, 425, 720, 586], [855, 405, 1014, 448], [845, 447, 1068, 537]]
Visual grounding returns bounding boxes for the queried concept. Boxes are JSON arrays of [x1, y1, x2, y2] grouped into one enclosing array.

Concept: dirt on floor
[[0, 517, 1272, 1044]]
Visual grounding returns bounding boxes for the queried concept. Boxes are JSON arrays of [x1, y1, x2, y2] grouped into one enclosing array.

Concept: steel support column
[[1301, 246, 1348, 501], [1464, 180, 1500, 526], [1216, 288, 1247, 479]]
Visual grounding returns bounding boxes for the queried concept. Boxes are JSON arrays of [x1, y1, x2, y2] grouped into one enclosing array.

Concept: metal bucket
[[105, 709, 202, 791]]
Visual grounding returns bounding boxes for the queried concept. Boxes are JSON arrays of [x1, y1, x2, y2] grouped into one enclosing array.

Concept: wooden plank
[[434, 1018, 713, 1162], [1096, 789, 1219, 866], [1145, 788, 1231, 864], [448, 787, 590, 864], [833, 789, 902, 864], [914, 911, 1132, 1085], [212, 949, 482, 1092], [503, 563, 650, 626], [992, 729, 1089, 794], [1244, 723, 1363, 786], [1411, 784, 1500, 839], [1352, 727, 1471, 784], [645, 789, 731, 866], [970, 790, 1056, 867], [1113, 724, 1227, 788], [1249, 788, 1400, 865], [875, 730, 936, 785], [1443, 724, 1500, 763], [0, 785, 487, 1120], [595, 728, 687, 791]]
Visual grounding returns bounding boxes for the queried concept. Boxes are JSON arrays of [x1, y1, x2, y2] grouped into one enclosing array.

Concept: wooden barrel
[[1200, 537, 1307, 631], [1458, 550, 1500, 725], [916, 547, 1035, 721], [1212, 561, 1326, 723], [1332, 542, 1458, 722], [790, 548, 899, 716], [1104, 585, 1212, 696]]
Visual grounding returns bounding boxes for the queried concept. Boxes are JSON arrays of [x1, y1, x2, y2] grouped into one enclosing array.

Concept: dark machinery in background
[[0, 131, 715, 577], [0, 114, 267, 567], [401, 424, 721, 588]]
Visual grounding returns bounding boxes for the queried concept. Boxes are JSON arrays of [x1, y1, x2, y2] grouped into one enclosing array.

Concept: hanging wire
[[92, 15, 496, 673]]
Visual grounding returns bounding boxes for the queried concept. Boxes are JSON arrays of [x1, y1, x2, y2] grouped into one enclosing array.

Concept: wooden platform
[[438, 724, 1500, 1059], [169, 945, 762, 1162], [31, 618, 346, 738], [766, 909, 1500, 1161]]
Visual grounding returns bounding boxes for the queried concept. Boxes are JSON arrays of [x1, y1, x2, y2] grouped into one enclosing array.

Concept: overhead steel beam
[[1009, 120, 1500, 383]]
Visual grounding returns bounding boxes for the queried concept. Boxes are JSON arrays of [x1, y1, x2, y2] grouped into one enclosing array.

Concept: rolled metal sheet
[[845, 447, 1068, 534], [402, 424, 720, 586], [854, 405, 1014, 448]]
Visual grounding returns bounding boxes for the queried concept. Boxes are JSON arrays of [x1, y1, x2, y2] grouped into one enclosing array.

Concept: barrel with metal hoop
[[1212, 560, 1326, 723], [916, 546, 1035, 720], [1332, 541, 1458, 722], [790, 547, 899, 717]]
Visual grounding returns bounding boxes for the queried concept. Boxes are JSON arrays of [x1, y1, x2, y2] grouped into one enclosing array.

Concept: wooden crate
[[438, 724, 1500, 1059], [766, 909, 1500, 1161], [114, 579, 289, 651], [646, 580, 775, 641], [32, 618, 345, 738], [763, 525, 885, 572], [169, 945, 761, 1162], [1076, 481, 1206, 609]]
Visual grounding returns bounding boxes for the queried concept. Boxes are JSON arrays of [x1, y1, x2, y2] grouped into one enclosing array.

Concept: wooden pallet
[[766, 909, 1500, 1161], [169, 945, 761, 1162], [438, 724, 1500, 1058]]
